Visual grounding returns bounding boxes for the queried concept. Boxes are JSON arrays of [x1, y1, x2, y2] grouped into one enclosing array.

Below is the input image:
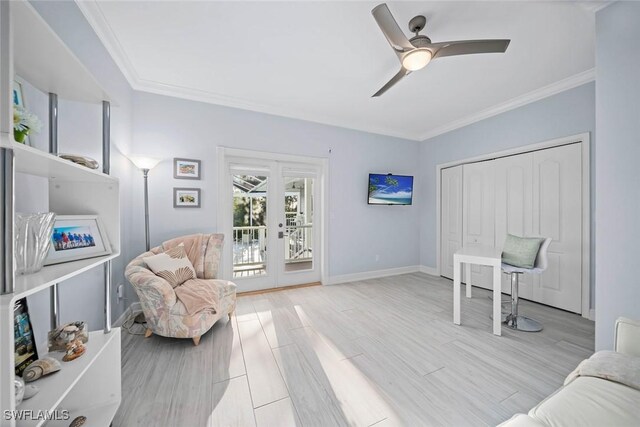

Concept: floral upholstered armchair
[[125, 233, 236, 346]]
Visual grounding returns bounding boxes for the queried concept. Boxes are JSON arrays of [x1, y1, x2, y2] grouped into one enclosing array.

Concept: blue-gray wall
[[418, 82, 596, 306], [131, 91, 421, 278], [595, 2, 640, 350]]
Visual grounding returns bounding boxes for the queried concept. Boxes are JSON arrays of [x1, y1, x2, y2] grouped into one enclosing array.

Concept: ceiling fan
[[371, 3, 510, 97]]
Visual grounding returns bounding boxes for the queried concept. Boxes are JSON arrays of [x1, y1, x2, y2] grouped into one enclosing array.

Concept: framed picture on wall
[[174, 158, 201, 180], [174, 188, 201, 208], [45, 215, 112, 265]]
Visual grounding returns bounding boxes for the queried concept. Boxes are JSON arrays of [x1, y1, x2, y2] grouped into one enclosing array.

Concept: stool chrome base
[[505, 314, 543, 332]]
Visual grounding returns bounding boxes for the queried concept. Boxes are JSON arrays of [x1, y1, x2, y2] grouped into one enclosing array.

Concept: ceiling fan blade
[[372, 68, 411, 97], [430, 39, 510, 59], [372, 3, 414, 53]]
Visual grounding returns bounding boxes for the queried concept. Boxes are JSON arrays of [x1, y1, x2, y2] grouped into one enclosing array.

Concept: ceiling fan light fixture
[[401, 48, 432, 71]]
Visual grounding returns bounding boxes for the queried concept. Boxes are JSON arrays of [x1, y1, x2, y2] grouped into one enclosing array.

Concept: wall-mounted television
[[368, 173, 414, 205]]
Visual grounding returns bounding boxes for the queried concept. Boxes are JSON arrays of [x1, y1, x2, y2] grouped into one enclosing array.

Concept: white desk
[[453, 246, 503, 336]]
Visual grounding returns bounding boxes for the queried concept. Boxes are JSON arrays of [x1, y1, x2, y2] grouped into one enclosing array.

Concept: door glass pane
[[232, 175, 267, 278], [284, 177, 313, 272]]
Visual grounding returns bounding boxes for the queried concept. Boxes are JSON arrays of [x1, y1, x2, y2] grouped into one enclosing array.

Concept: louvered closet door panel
[[532, 143, 582, 313], [463, 162, 495, 289], [441, 166, 463, 280], [494, 153, 534, 299]]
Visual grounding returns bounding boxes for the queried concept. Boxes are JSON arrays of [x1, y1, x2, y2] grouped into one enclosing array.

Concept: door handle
[[278, 231, 284, 239]]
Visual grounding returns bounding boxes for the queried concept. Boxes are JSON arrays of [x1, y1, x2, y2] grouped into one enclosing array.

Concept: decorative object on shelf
[[48, 321, 89, 352], [12, 80, 30, 146], [15, 212, 56, 274], [13, 105, 42, 145], [174, 188, 201, 208], [62, 338, 87, 362], [14, 377, 25, 406], [23, 384, 39, 400], [69, 415, 87, 427], [58, 154, 99, 170], [128, 155, 162, 251], [23, 357, 61, 382], [174, 158, 201, 180], [13, 80, 25, 107], [45, 215, 112, 266], [14, 298, 38, 376]]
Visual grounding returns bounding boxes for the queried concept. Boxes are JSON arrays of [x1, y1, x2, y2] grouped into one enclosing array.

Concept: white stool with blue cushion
[[502, 236, 552, 332]]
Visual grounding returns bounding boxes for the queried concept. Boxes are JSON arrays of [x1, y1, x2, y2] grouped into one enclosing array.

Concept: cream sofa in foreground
[[499, 317, 640, 427]]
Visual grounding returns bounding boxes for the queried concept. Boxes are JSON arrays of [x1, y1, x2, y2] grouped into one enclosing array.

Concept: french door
[[223, 158, 321, 292]]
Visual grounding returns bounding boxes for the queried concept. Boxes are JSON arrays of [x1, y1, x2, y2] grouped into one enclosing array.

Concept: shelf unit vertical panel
[[48, 180, 120, 254], [0, 1, 15, 423], [0, 299, 16, 425]]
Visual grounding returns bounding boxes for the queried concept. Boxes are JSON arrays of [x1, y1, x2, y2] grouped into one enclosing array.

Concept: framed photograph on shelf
[[173, 158, 201, 180], [13, 80, 24, 107], [45, 215, 112, 266], [14, 298, 38, 377], [13, 79, 31, 147], [174, 188, 201, 208]]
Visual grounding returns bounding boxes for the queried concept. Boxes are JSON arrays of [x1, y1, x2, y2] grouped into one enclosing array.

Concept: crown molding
[[76, 0, 420, 141], [418, 68, 595, 142], [76, 0, 141, 85], [77, 0, 595, 144], [131, 77, 421, 141]]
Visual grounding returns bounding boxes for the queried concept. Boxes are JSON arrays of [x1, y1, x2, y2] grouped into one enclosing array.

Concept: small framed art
[[45, 215, 112, 265], [174, 158, 201, 180], [174, 188, 201, 208], [14, 298, 38, 376], [13, 80, 24, 107]]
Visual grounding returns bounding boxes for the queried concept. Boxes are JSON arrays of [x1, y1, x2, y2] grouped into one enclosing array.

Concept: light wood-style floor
[[113, 273, 594, 427]]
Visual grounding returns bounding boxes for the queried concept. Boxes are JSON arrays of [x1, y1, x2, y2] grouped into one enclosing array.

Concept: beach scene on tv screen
[[368, 174, 413, 205]]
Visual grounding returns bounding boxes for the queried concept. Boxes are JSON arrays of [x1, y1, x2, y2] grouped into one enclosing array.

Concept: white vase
[[15, 213, 56, 274]]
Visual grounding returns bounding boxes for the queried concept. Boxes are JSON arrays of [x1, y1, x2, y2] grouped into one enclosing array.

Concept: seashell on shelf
[[58, 153, 99, 170], [23, 384, 39, 400], [62, 338, 86, 362], [69, 415, 87, 427], [23, 357, 61, 382], [48, 321, 88, 352]]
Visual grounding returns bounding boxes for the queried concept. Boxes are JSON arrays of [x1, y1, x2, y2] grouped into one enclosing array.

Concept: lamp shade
[[128, 155, 162, 170]]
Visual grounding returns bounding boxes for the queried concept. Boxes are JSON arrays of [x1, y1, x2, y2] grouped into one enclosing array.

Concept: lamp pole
[[143, 168, 150, 251]]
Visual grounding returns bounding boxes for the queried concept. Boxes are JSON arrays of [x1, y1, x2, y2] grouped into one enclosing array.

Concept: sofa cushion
[[143, 244, 196, 288], [529, 376, 640, 427]]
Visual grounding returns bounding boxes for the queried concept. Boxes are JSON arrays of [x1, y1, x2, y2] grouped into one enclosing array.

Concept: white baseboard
[[327, 265, 421, 285], [588, 308, 596, 321], [419, 265, 439, 276], [112, 302, 142, 327]]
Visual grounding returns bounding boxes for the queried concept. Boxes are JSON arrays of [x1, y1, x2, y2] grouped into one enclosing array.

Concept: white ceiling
[[78, 1, 597, 141]]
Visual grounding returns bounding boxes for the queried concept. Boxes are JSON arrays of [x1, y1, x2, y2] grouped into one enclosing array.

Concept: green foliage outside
[[234, 196, 267, 227]]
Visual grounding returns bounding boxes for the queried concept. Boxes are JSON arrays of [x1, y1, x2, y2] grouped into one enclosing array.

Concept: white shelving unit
[[0, 2, 121, 426]]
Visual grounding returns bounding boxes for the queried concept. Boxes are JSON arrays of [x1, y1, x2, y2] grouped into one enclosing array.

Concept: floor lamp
[[128, 156, 161, 251]]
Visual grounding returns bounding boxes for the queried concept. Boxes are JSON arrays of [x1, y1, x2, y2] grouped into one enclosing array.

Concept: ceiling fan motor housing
[[410, 35, 432, 48]]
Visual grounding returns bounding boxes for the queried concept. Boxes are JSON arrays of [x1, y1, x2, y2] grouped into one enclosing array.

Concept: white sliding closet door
[[532, 143, 582, 312], [440, 142, 584, 313], [440, 166, 463, 280], [463, 161, 495, 289], [494, 153, 534, 298]]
